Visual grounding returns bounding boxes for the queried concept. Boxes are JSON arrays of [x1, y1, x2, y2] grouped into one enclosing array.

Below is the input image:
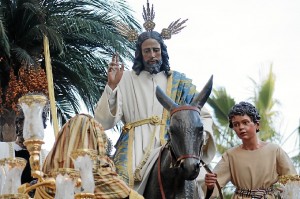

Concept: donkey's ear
[[191, 75, 213, 109], [156, 86, 177, 111]]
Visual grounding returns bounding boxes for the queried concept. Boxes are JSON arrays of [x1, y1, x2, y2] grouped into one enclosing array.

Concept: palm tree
[[207, 88, 236, 154], [0, 0, 141, 142], [249, 65, 279, 141], [208, 65, 280, 153]]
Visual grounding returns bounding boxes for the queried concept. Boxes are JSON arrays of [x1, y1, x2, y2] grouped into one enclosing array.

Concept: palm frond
[[208, 87, 235, 126], [0, 0, 141, 125], [0, 18, 10, 57], [11, 46, 35, 66]]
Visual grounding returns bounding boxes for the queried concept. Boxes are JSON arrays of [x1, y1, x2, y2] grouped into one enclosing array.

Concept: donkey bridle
[[157, 105, 223, 199]]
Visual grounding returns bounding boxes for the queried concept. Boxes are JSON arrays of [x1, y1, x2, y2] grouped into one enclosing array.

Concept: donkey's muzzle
[[179, 158, 201, 180]]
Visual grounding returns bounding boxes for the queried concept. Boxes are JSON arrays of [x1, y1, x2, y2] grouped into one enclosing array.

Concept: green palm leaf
[[0, 0, 141, 120]]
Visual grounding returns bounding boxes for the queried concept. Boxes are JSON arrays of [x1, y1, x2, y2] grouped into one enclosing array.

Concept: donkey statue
[[143, 75, 213, 199]]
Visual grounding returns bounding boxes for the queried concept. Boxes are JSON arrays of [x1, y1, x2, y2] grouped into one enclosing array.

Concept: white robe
[[94, 70, 216, 195]]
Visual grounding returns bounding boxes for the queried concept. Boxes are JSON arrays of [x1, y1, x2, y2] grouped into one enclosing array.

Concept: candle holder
[[51, 168, 80, 199], [18, 94, 48, 177], [18, 94, 48, 141], [278, 175, 300, 198], [0, 158, 27, 195], [23, 139, 44, 176], [71, 149, 97, 198]]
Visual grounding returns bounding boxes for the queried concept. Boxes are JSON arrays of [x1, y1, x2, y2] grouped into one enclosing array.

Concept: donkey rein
[[200, 160, 224, 199], [157, 143, 223, 199], [157, 143, 198, 199], [158, 144, 166, 199]]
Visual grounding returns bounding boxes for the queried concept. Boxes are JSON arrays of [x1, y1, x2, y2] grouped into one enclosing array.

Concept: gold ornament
[[115, 0, 187, 42]]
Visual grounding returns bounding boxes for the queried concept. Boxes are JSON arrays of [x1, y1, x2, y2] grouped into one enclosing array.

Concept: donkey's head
[[156, 75, 213, 180]]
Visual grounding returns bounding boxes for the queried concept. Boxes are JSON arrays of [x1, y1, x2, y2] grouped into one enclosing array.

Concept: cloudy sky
[[125, 0, 300, 155]]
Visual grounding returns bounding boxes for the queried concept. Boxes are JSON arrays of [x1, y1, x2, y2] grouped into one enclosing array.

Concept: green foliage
[[249, 65, 279, 141], [207, 89, 236, 154], [0, 0, 141, 123], [208, 88, 235, 127]]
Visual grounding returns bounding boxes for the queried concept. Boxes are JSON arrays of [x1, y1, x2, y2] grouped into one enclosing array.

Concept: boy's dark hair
[[228, 102, 261, 131]]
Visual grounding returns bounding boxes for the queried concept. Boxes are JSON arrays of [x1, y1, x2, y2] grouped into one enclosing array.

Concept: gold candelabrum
[[0, 94, 96, 199]]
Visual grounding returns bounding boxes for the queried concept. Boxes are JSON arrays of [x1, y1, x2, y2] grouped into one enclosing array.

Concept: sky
[[44, 0, 300, 156], [124, 0, 300, 155]]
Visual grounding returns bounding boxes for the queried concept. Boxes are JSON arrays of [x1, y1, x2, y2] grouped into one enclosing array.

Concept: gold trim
[[18, 94, 48, 107], [50, 168, 80, 178], [128, 128, 134, 188], [279, 174, 300, 185], [23, 139, 44, 172], [159, 71, 173, 145], [71, 149, 98, 160], [134, 125, 157, 181], [74, 193, 95, 199], [3, 157, 27, 168], [0, 194, 29, 199]]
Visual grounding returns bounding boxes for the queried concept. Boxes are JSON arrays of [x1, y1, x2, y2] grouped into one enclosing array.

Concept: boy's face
[[231, 114, 259, 141]]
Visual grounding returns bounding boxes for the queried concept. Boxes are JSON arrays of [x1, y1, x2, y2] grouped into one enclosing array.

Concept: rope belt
[[235, 187, 274, 198], [122, 115, 163, 132], [122, 115, 164, 188]]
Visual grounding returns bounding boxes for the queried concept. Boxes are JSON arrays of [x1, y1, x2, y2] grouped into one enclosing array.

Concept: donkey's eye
[[195, 126, 203, 133]]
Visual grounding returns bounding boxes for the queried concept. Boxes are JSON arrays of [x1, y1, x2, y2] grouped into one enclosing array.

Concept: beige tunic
[[209, 142, 297, 198]]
